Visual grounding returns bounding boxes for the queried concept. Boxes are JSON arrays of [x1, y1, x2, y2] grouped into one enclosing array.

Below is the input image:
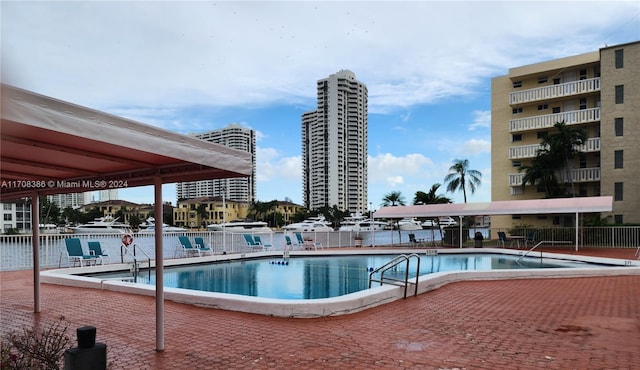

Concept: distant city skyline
[[2, 2, 638, 208]]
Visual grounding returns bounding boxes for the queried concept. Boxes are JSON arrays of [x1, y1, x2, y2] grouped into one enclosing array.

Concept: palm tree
[[444, 159, 482, 203], [541, 121, 587, 196], [413, 183, 452, 205], [381, 191, 406, 207], [520, 121, 586, 198]]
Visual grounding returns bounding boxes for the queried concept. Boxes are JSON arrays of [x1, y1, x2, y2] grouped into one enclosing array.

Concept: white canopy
[[373, 196, 613, 219], [1, 84, 253, 351]]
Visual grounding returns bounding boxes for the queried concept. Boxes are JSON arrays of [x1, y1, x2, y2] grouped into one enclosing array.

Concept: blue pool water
[[90, 253, 598, 300]]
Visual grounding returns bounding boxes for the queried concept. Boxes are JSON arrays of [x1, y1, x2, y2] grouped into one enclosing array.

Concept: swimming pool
[[87, 253, 601, 300], [41, 248, 640, 318]]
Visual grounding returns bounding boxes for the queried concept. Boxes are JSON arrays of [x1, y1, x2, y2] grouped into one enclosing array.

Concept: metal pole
[[154, 178, 164, 351], [31, 192, 40, 313]]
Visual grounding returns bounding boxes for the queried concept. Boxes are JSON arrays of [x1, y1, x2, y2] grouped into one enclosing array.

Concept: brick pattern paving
[[1, 248, 639, 369]]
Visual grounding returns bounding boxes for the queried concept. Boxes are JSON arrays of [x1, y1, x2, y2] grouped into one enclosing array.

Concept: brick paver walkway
[[2, 248, 639, 369]]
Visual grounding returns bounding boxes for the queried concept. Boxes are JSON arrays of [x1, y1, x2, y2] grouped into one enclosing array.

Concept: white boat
[[339, 214, 388, 231], [283, 215, 333, 232], [138, 218, 187, 233], [72, 216, 132, 234], [206, 220, 272, 233], [397, 218, 422, 231], [422, 217, 459, 229]]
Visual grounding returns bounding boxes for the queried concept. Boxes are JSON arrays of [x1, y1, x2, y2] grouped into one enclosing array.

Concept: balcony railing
[[508, 137, 600, 159], [509, 77, 600, 105], [509, 167, 600, 186], [510, 108, 600, 132]]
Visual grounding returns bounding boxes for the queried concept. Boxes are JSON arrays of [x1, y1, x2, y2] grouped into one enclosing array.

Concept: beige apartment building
[[491, 41, 639, 230]]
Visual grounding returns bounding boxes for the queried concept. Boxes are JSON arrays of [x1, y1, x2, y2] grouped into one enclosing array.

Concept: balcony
[[508, 137, 600, 159], [510, 108, 600, 132], [509, 77, 600, 105], [509, 167, 600, 186]]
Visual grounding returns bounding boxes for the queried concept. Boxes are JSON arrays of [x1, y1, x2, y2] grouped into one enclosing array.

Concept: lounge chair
[[194, 237, 214, 256], [295, 232, 321, 250], [253, 235, 272, 249], [408, 233, 425, 247], [284, 235, 297, 250], [63, 238, 102, 267], [524, 231, 536, 248], [87, 241, 110, 263], [497, 231, 513, 248], [176, 236, 202, 258], [243, 234, 264, 252]]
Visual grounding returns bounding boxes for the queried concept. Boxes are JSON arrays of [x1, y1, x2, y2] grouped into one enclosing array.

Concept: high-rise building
[[176, 124, 256, 202], [302, 70, 368, 213], [491, 41, 639, 229]]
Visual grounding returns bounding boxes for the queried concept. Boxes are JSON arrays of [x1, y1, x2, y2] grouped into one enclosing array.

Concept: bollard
[[64, 326, 107, 370]]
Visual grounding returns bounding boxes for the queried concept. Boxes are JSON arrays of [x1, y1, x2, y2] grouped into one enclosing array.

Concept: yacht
[[339, 214, 388, 231], [397, 218, 422, 231], [72, 216, 132, 234], [206, 219, 272, 233], [138, 218, 187, 233], [283, 215, 333, 232]]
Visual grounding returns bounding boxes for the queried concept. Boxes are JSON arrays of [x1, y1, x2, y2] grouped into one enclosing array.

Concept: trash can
[[474, 232, 484, 248]]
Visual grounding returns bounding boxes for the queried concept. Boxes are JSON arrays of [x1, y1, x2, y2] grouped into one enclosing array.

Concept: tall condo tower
[[176, 124, 256, 202], [302, 70, 368, 214]]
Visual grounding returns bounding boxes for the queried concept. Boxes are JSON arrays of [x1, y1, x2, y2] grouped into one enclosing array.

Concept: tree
[[413, 183, 452, 205], [444, 159, 482, 203], [541, 121, 587, 196], [381, 191, 406, 207], [520, 121, 586, 198]]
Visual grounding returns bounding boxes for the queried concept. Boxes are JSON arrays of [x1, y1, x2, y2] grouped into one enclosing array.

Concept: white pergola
[[373, 196, 613, 250], [0, 84, 253, 351]]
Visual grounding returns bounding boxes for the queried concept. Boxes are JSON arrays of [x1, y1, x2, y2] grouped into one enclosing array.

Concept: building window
[[553, 78, 561, 85], [579, 69, 587, 80], [3, 214, 12, 221], [579, 153, 587, 168], [512, 81, 522, 88], [614, 150, 623, 168], [537, 131, 547, 139], [615, 85, 624, 104], [579, 98, 587, 110], [614, 182, 623, 201], [511, 134, 522, 142], [614, 215, 623, 224], [537, 104, 548, 111], [615, 49, 624, 69], [512, 160, 522, 167], [579, 184, 587, 197], [538, 76, 548, 83], [552, 107, 561, 114], [615, 118, 623, 136], [594, 66, 601, 78], [512, 107, 523, 114]]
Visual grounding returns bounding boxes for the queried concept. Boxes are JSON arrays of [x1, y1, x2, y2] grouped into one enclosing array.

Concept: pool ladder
[[120, 244, 152, 281], [368, 253, 421, 299]]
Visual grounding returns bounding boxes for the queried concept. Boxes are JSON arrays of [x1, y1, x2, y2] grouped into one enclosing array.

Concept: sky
[[2, 1, 639, 211]]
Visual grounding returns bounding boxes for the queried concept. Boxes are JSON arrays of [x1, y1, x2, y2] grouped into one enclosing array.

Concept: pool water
[[91, 253, 597, 300]]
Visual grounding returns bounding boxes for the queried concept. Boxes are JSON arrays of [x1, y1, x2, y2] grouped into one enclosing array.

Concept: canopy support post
[[154, 178, 164, 352]]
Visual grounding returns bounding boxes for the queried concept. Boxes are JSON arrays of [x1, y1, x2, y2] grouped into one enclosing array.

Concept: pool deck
[[2, 247, 639, 369]]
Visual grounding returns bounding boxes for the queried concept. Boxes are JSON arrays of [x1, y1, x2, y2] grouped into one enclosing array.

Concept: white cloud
[[468, 110, 491, 131]]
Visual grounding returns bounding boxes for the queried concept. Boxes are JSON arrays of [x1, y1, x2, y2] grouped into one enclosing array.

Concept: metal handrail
[[121, 244, 151, 280], [517, 240, 573, 262], [368, 253, 421, 298]]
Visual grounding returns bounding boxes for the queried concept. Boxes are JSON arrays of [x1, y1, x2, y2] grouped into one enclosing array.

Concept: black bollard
[[64, 326, 107, 370]]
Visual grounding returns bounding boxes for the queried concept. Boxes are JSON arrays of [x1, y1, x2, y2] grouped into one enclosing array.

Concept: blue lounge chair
[[253, 235, 272, 249], [64, 238, 101, 267], [295, 232, 321, 250], [194, 237, 213, 256], [88, 241, 110, 263], [284, 235, 296, 250], [177, 236, 202, 257], [243, 234, 264, 252]]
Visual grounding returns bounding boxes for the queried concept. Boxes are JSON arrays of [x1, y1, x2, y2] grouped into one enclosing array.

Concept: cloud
[[468, 110, 491, 131]]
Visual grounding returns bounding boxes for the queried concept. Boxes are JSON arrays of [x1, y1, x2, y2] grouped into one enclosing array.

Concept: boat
[[206, 219, 272, 233], [422, 217, 459, 229], [283, 215, 333, 232], [138, 217, 187, 233], [397, 218, 422, 231], [339, 213, 388, 231], [72, 216, 132, 234]]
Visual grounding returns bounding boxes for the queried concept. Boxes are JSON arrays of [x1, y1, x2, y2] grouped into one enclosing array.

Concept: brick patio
[[2, 248, 639, 369]]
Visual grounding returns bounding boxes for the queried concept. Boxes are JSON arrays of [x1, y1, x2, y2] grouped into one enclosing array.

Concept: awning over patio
[[373, 196, 613, 219], [1, 83, 252, 200]]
